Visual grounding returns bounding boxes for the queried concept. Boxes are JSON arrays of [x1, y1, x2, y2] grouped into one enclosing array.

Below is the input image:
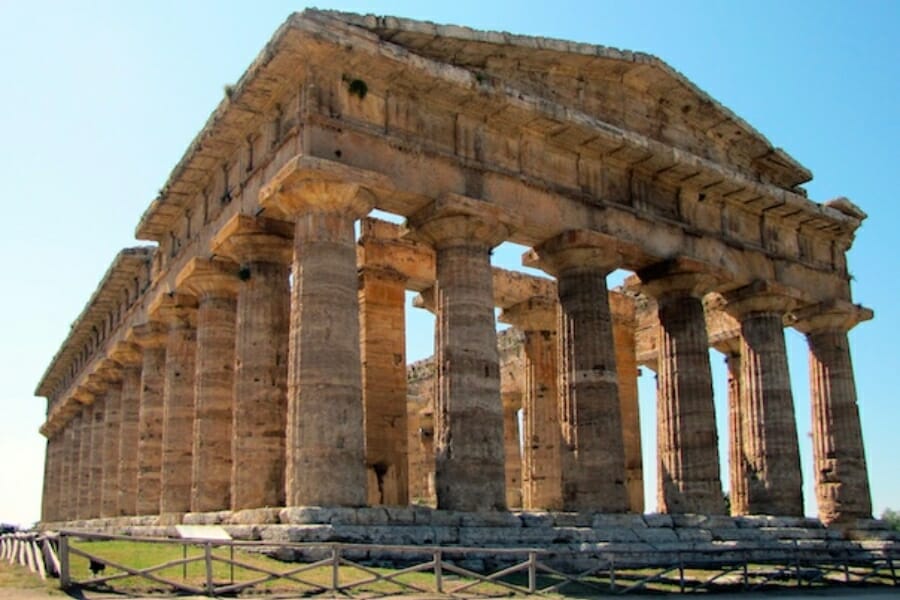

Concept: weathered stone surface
[[212, 215, 293, 511], [151, 294, 198, 514], [131, 323, 167, 516], [408, 195, 517, 512], [115, 359, 142, 516], [793, 302, 873, 524], [724, 283, 804, 516], [635, 262, 724, 515], [177, 258, 239, 513], [100, 379, 123, 517], [358, 265, 409, 506], [260, 163, 377, 508], [526, 231, 629, 513]]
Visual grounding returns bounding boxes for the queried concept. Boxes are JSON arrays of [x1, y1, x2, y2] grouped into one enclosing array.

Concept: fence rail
[[2, 529, 898, 596]]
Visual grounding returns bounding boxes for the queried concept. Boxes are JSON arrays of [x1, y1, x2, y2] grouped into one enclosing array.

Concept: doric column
[[500, 297, 563, 510], [636, 260, 725, 514], [358, 265, 409, 506], [610, 292, 644, 514], [723, 281, 803, 516], [502, 391, 523, 509], [259, 158, 384, 507], [525, 230, 629, 512], [407, 195, 518, 512], [150, 294, 199, 515], [718, 338, 748, 515], [66, 410, 84, 520], [83, 374, 107, 519], [177, 258, 240, 513], [110, 342, 143, 516], [212, 215, 292, 510], [130, 322, 167, 515], [97, 360, 124, 518], [793, 301, 873, 524]]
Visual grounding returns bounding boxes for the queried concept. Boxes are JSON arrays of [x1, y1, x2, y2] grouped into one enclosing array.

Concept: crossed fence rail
[[2, 529, 898, 596]]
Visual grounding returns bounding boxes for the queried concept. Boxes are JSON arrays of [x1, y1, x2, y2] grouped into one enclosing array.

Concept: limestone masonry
[[36, 10, 874, 533]]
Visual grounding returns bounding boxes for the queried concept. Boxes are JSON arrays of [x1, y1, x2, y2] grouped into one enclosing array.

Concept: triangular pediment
[[322, 10, 811, 191]]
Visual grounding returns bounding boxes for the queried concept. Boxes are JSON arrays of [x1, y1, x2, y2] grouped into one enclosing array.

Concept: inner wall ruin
[[36, 10, 875, 535]]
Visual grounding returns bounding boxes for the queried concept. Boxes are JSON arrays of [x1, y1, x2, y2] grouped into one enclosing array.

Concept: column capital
[[791, 300, 873, 335], [175, 257, 240, 299], [406, 193, 522, 249], [211, 214, 293, 265], [128, 322, 168, 349], [96, 358, 123, 384], [84, 372, 108, 396], [499, 296, 557, 331], [523, 230, 630, 277], [412, 287, 437, 314], [259, 155, 387, 219], [359, 264, 407, 286], [110, 341, 142, 367], [632, 257, 726, 302], [721, 280, 807, 319], [72, 386, 95, 405], [148, 292, 198, 328]]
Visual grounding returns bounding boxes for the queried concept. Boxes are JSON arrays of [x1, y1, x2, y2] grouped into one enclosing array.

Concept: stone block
[[460, 511, 521, 528], [643, 513, 674, 528], [518, 511, 554, 528], [411, 505, 435, 525], [593, 527, 641, 543], [550, 511, 594, 527], [675, 528, 713, 542], [385, 506, 417, 525], [230, 507, 279, 524], [224, 525, 261, 540], [183, 510, 230, 525], [158, 512, 185, 526], [760, 526, 827, 540], [670, 514, 708, 528], [592, 514, 646, 529], [430, 509, 464, 526], [355, 507, 390, 525], [635, 527, 679, 544]]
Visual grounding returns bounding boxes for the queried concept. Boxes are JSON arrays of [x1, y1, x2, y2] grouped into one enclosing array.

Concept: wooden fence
[[3, 529, 899, 596]]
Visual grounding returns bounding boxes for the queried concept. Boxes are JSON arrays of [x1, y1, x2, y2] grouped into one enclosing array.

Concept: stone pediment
[[324, 10, 812, 191]]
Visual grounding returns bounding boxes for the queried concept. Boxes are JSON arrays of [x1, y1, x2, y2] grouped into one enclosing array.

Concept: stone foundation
[[43, 508, 898, 570]]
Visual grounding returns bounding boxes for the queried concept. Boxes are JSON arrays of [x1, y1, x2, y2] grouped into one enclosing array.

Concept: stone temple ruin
[[35, 11, 884, 551]]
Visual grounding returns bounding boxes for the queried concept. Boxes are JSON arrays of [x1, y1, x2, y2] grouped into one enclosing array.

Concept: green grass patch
[[66, 539, 519, 596]]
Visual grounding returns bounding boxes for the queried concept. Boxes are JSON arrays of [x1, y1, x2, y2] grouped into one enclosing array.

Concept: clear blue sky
[[1, 1, 897, 527]]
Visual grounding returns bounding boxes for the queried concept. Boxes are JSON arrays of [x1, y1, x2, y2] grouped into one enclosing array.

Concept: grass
[[66, 539, 517, 596], [0, 559, 63, 595]]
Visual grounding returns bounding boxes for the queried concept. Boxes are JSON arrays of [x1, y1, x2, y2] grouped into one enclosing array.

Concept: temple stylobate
[[36, 10, 872, 529]]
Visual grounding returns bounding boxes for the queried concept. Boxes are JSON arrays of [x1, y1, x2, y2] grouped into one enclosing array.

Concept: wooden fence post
[[58, 534, 70, 589]]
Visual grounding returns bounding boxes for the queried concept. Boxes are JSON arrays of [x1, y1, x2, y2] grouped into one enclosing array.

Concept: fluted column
[[502, 392, 523, 509], [526, 231, 629, 512], [130, 323, 167, 515], [359, 266, 409, 506], [213, 215, 293, 510], [724, 281, 803, 516], [85, 377, 106, 519], [97, 360, 124, 518], [66, 410, 84, 520], [408, 195, 516, 512], [58, 423, 76, 521], [636, 261, 724, 514], [111, 342, 143, 516], [260, 160, 380, 507], [718, 339, 748, 515], [177, 258, 240, 513], [794, 301, 873, 523], [150, 294, 199, 515], [501, 297, 563, 510], [611, 293, 644, 514]]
